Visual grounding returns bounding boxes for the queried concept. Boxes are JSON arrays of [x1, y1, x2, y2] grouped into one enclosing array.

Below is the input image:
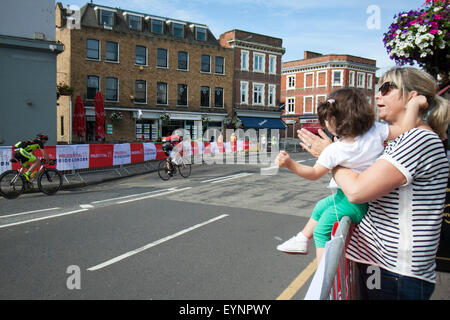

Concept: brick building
[[219, 30, 285, 133], [281, 51, 377, 138], [56, 2, 233, 143]]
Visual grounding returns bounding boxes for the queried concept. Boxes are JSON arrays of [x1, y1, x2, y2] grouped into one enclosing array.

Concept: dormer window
[[196, 27, 206, 41], [94, 7, 116, 29], [173, 23, 184, 38], [125, 13, 144, 31]]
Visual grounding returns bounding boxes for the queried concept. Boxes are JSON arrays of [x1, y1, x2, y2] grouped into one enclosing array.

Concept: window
[[157, 48, 168, 68], [156, 82, 168, 105], [87, 76, 99, 100], [286, 97, 295, 114], [151, 19, 163, 34], [268, 84, 276, 106], [178, 51, 188, 70], [332, 70, 343, 86], [349, 71, 355, 87], [253, 83, 264, 105], [173, 23, 184, 38], [304, 72, 314, 88], [214, 87, 224, 108], [215, 56, 224, 74], [105, 41, 118, 62], [60, 116, 64, 136], [317, 71, 327, 87], [86, 39, 99, 60], [128, 15, 142, 31], [105, 77, 118, 102], [303, 96, 314, 114], [241, 50, 249, 70], [367, 73, 373, 89], [196, 27, 206, 41], [240, 81, 248, 104], [200, 86, 210, 107], [201, 55, 211, 73], [269, 55, 276, 74], [357, 72, 365, 88], [287, 75, 295, 89], [253, 53, 265, 73], [135, 45, 147, 65], [136, 120, 155, 141], [135, 80, 147, 103], [177, 84, 188, 106], [100, 10, 114, 28]]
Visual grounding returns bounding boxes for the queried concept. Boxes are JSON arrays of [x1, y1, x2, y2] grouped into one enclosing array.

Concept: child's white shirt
[[316, 122, 390, 189]]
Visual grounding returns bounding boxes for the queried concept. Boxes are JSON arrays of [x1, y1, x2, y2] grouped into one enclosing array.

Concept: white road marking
[[200, 172, 252, 183], [210, 173, 253, 184], [87, 214, 229, 271], [0, 209, 89, 229], [91, 188, 176, 204], [80, 204, 94, 209], [116, 187, 192, 204], [0, 207, 61, 219]]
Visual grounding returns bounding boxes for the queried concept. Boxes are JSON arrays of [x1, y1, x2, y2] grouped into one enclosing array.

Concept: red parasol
[[94, 91, 105, 140], [73, 95, 86, 139]]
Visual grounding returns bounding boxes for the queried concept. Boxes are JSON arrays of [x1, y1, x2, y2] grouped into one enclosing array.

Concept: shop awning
[[240, 117, 285, 130]]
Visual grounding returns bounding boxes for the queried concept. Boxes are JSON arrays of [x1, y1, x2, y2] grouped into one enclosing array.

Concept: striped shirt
[[346, 128, 449, 283]]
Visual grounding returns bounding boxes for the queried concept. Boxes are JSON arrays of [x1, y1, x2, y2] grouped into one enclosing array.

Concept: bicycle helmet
[[36, 133, 49, 141]]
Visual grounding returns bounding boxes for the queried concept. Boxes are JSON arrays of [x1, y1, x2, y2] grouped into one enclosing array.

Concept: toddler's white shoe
[[277, 236, 308, 254]]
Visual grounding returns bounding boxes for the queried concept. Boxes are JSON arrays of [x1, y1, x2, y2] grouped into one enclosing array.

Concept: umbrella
[[73, 96, 86, 140], [94, 91, 105, 140]]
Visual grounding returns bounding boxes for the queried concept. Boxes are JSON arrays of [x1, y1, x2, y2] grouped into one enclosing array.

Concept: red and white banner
[[0, 140, 252, 175]]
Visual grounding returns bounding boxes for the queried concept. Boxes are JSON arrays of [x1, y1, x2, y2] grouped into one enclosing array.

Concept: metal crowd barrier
[[305, 216, 359, 300]]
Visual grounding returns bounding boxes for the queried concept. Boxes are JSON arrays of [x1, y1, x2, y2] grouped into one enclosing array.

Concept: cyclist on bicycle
[[13, 133, 50, 182], [162, 134, 183, 176]]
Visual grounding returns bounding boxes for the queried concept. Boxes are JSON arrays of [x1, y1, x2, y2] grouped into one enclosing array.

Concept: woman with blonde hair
[[298, 67, 450, 300]]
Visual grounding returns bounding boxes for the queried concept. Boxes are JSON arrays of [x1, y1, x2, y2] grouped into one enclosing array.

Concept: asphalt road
[[0, 152, 330, 300]]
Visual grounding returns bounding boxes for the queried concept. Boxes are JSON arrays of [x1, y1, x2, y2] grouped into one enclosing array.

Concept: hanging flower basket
[[57, 83, 74, 99], [160, 113, 170, 125], [110, 111, 123, 122], [383, 0, 449, 80]]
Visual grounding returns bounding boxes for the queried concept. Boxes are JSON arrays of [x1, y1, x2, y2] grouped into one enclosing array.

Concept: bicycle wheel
[[0, 170, 25, 199], [178, 159, 191, 178], [157, 160, 171, 181], [37, 168, 62, 195]]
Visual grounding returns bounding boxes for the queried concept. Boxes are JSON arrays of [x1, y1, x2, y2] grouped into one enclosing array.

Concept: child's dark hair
[[317, 88, 375, 137]]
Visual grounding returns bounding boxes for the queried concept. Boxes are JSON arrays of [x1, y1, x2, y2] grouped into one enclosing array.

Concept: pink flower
[[434, 14, 444, 19], [430, 29, 438, 34], [409, 19, 419, 25]]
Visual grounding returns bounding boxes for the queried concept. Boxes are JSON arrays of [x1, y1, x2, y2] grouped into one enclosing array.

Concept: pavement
[[13, 155, 450, 300]]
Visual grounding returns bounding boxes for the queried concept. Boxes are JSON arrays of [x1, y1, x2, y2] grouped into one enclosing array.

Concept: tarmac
[[9, 157, 450, 300]]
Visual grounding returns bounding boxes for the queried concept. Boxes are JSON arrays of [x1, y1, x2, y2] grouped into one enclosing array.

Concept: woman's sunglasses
[[379, 81, 397, 96]]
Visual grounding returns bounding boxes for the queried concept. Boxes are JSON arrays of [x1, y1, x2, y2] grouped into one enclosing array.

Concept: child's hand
[[275, 151, 292, 168], [406, 95, 428, 110]]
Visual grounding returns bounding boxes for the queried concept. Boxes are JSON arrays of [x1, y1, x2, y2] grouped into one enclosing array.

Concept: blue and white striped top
[[346, 128, 449, 283]]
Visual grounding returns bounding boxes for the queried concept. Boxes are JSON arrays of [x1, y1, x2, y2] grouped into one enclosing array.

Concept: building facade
[[56, 2, 233, 143], [219, 30, 285, 133], [281, 51, 377, 138], [0, 0, 63, 146]]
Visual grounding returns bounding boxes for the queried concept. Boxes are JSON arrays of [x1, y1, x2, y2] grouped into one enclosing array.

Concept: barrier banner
[[56, 144, 89, 171], [113, 143, 131, 166], [203, 142, 211, 155], [130, 143, 144, 164], [210, 142, 219, 154], [182, 141, 192, 157], [89, 144, 113, 168], [0, 146, 13, 174], [143, 142, 157, 161], [217, 142, 225, 153], [154, 143, 166, 160], [191, 142, 199, 156], [237, 140, 244, 152]]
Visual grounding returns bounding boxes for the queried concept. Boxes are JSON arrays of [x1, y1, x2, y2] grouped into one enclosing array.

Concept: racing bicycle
[[157, 153, 191, 181], [0, 158, 63, 199]]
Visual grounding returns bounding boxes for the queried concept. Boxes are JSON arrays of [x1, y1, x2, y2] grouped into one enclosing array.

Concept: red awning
[[301, 123, 322, 134]]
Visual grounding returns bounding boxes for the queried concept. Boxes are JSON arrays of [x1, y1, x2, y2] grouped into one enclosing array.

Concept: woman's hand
[[297, 128, 334, 158]]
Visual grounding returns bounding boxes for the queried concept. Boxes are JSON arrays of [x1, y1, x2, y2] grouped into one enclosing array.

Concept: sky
[[57, 0, 426, 77]]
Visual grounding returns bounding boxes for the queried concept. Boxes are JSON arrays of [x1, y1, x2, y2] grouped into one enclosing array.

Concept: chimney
[[304, 51, 323, 59]]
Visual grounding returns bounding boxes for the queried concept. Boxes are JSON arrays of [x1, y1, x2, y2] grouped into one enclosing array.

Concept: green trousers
[[311, 189, 368, 248]]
